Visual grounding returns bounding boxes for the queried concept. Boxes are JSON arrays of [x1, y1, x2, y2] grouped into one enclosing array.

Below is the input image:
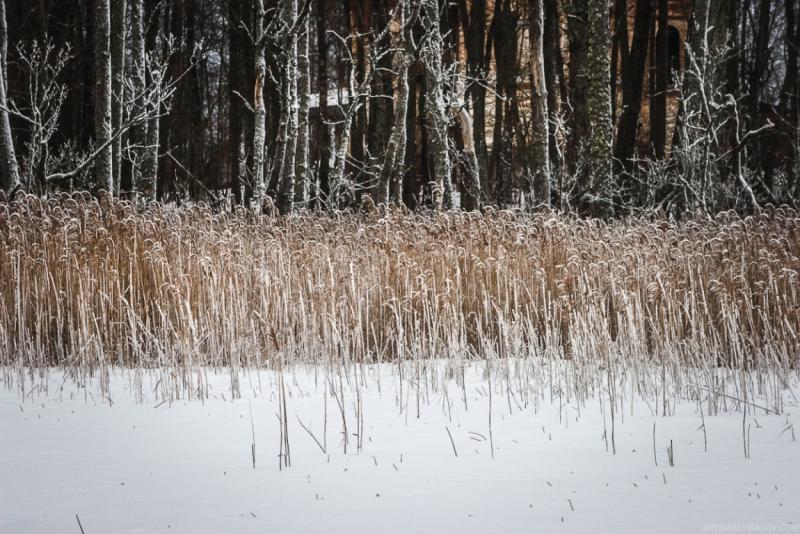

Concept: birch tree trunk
[[111, 0, 126, 195], [253, 0, 268, 209], [528, 0, 551, 207], [0, 0, 19, 191], [378, 0, 411, 204], [420, 0, 452, 209], [95, 0, 114, 193]]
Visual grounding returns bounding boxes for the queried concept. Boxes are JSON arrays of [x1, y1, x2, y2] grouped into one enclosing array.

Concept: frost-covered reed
[[0, 194, 798, 406]]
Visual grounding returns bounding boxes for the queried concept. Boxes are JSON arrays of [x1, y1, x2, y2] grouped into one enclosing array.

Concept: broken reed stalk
[[445, 425, 458, 457], [249, 401, 256, 468]]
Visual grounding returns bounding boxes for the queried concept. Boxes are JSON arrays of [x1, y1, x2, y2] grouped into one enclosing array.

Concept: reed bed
[[0, 194, 798, 402]]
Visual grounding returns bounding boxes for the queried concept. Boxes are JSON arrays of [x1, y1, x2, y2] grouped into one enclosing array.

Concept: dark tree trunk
[[228, 0, 247, 205], [650, 0, 667, 159], [460, 0, 489, 202], [0, 0, 19, 190], [94, 0, 113, 192], [614, 0, 654, 174], [110, 0, 126, 195], [402, 71, 419, 209], [315, 0, 331, 206], [610, 0, 628, 128], [782, 0, 799, 196], [542, 0, 562, 176], [566, 0, 589, 175], [529, 0, 550, 207]]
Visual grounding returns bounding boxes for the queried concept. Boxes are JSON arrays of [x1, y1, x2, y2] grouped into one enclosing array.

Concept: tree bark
[[253, 0, 268, 208], [378, 0, 410, 204], [542, 0, 563, 177], [420, 0, 452, 209], [0, 0, 19, 191], [275, 0, 299, 215], [460, 0, 489, 202], [529, 0, 550, 207], [584, 0, 613, 208], [456, 108, 482, 210], [141, 0, 162, 201], [295, 11, 310, 206], [650, 0, 667, 159], [129, 0, 148, 198], [614, 0, 654, 172], [749, 0, 772, 118], [95, 0, 114, 193], [402, 71, 419, 209], [315, 0, 331, 206], [610, 0, 628, 128], [782, 0, 799, 195], [111, 0, 126, 195], [566, 0, 589, 176], [781, 0, 798, 115]]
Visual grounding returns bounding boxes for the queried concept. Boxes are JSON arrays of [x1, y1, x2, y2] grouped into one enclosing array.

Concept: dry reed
[[0, 193, 798, 405]]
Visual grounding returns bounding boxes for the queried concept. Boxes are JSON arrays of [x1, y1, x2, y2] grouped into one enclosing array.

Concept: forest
[[2, 2, 800, 532], [0, 0, 797, 215]]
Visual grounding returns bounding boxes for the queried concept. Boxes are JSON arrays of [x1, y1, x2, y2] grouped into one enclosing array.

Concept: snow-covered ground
[[1, 361, 798, 534]]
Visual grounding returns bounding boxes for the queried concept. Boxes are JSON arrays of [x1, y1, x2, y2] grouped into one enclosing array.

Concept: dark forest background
[[0, 0, 798, 216]]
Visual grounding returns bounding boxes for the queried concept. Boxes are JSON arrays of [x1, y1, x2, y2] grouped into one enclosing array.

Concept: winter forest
[[0, 0, 797, 213], [1, 1, 799, 533]]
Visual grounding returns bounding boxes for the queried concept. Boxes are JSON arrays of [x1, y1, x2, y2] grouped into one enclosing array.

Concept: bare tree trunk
[[584, 0, 613, 211], [566, 0, 589, 177], [141, 0, 162, 201], [456, 108, 482, 210], [253, 0, 268, 208], [783, 0, 799, 195], [315, 0, 331, 206], [781, 0, 798, 115], [275, 0, 299, 215], [542, 0, 563, 177], [378, 0, 411, 204], [491, 0, 519, 206], [111, 0, 126, 195], [651, 0, 667, 158], [378, 59, 408, 204], [750, 0, 772, 118], [294, 12, 310, 206], [529, 0, 550, 207], [420, 0, 452, 209], [367, 0, 394, 203], [614, 0, 654, 171], [610, 0, 628, 128], [129, 0, 148, 198], [95, 0, 113, 193], [460, 0, 489, 202], [402, 71, 419, 209], [0, 0, 19, 191]]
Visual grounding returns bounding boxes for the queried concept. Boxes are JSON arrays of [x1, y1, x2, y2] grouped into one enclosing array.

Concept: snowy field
[[1, 361, 798, 534]]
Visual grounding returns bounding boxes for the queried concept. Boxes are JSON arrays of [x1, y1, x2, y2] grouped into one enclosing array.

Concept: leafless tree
[[0, 0, 20, 191]]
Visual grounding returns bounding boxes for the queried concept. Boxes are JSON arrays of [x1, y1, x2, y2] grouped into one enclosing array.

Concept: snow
[[1, 361, 798, 534]]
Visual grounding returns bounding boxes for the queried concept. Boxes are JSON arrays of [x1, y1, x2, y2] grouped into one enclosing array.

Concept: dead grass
[[1, 194, 798, 388]]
